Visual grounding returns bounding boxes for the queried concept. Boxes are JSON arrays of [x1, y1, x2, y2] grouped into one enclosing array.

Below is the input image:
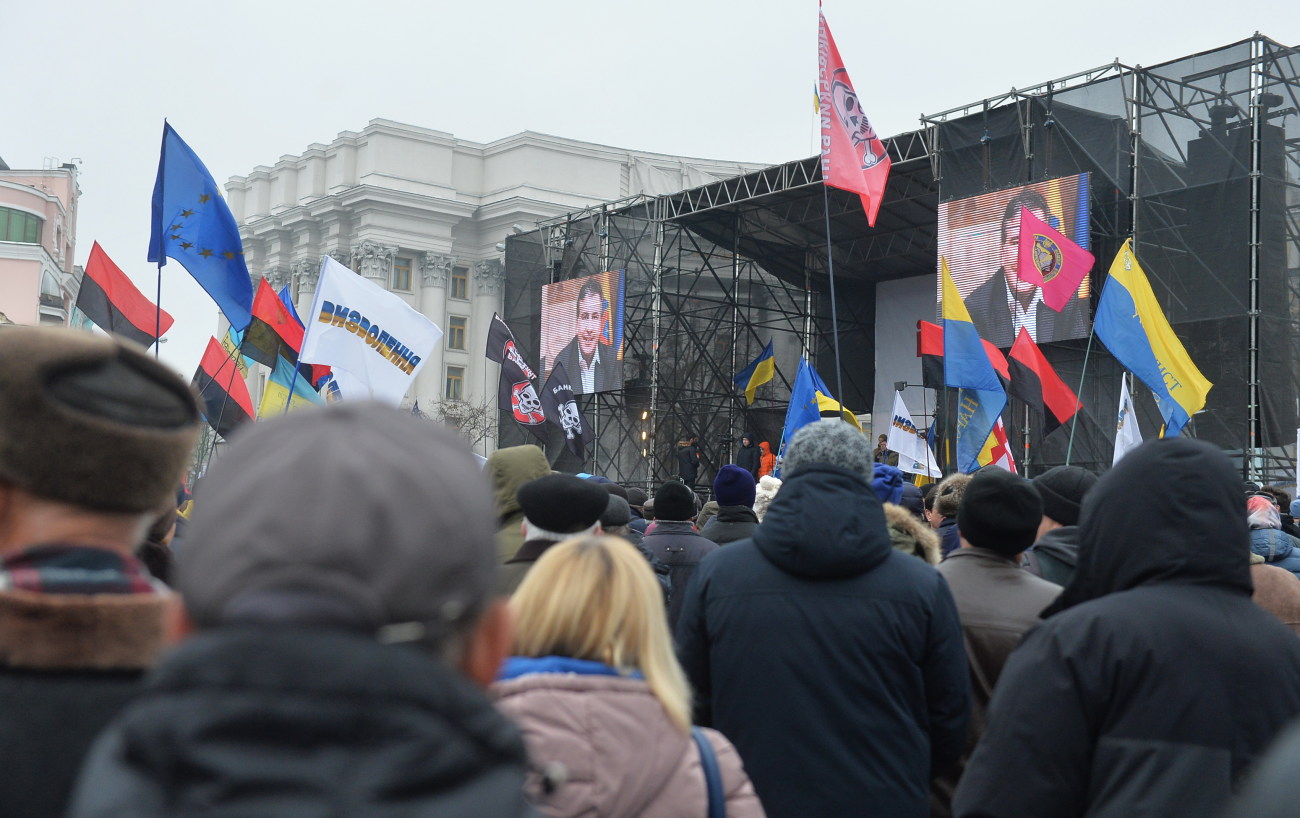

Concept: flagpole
[[282, 364, 303, 415], [154, 270, 162, 358], [202, 340, 247, 473], [1065, 329, 1096, 465], [821, 183, 845, 412]]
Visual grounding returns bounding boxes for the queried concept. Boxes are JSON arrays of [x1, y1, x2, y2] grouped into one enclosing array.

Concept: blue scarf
[[497, 655, 645, 682]]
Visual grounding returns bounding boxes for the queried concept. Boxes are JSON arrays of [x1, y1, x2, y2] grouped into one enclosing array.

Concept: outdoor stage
[[502, 35, 1300, 489]]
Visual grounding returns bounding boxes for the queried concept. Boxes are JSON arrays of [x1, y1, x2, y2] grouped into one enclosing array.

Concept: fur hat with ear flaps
[[0, 327, 200, 513]]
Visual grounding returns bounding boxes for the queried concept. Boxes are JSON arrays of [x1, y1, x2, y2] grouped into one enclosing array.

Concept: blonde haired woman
[[493, 536, 764, 817]]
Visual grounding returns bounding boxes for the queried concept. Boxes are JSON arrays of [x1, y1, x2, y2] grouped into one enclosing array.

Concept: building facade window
[[450, 266, 469, 300], [392, 256, 412, 291], [0, 207, 42, 244], [445, 366, 464, 400], [448, 315, 467, 350]]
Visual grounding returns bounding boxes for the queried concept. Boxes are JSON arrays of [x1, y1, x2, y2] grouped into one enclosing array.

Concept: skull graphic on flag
[[540, 360, 592, 460], [511, 381, 545, 425]]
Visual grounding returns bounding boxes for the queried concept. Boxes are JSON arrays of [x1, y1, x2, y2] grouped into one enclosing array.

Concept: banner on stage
[[887, 391, 942, 478]]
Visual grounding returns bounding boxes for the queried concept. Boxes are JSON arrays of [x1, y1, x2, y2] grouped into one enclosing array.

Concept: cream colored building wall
[[228, 119, 765, 450]]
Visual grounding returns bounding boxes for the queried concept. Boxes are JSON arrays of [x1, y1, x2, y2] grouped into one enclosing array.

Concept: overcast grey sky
[[8, 0, 1297, 376]]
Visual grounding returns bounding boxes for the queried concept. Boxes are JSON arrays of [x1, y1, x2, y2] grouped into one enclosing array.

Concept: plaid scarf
[[0, 545, 158, 594]]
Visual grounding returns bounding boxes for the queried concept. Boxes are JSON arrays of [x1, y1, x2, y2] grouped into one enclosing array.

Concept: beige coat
[[493, 673, 765, 818]]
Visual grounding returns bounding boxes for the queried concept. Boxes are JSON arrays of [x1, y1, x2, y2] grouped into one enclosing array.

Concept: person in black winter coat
[[700, 465, 759, 545], [676, 435, 700, 486], [677, 420, 970, 818], [643, 481, 717, 629], [68, 405, 533, 818], [735, 434, 761, 480], [954, 437, 1300, 818]]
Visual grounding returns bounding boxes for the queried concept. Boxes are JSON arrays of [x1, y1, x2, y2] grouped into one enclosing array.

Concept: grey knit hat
[[782, 419, 873, 479], [179, 402, 498, 642]]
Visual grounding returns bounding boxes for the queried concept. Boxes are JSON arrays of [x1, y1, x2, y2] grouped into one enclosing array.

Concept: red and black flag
[[487, 313, 546, 442], [540, 360, 592, 460], [917, 320, 943, 389], [191, 336, 256, 438], [1008, 327, 1081, 435], [75, 242, 174, 347], [243, 278, 330, 387], [243, 278, 305, 367]]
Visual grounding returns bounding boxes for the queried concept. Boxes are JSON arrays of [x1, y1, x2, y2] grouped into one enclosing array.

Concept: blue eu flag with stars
[[149, 122, 254, 330]]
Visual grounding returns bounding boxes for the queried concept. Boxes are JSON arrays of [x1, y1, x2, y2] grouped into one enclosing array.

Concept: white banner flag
[[886, 391, 942, 478], [1114, 373, 1143, 466], [300, 257, 443, 406]]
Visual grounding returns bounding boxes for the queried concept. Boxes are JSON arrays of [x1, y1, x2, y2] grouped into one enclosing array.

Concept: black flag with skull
[[540, 360, 592, 460], [487, 313, 547, 442]]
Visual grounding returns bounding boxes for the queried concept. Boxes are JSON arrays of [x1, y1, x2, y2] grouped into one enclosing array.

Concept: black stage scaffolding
[[502, 35, 1300, 490]]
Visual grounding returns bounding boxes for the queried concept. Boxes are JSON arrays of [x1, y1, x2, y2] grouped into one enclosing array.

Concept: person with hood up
[[735, 433, 761, 480], [757, 441, 776, 478], [1021, 465, 1098, 586], [931, 473, 970, 558], [493, 536, 764, 817], [1247, 494, 1300, 578], [883, 502, 940, 565], [485, 444, 552, 564], [953, 438, 1300, 818], [68, 403, 532, 818], [700, 465, 760, 545], [752, 475, 781, 522], [676, 419, 969, 818]]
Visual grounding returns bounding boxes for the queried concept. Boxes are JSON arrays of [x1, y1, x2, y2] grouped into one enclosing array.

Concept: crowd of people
[[9, 323, 1300, 817]]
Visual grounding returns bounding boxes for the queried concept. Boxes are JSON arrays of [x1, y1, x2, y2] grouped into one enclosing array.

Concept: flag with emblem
[[488, 313, 547, 442], [540, 360, 592, 460], [818, 8, 890, 226], [148, 122, 255, 330], [1015, 205, 1093, 312]]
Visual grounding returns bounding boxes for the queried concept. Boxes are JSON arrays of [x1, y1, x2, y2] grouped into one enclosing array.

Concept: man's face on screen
[[1002, 207, 1047, 297], [576, 291, 605, 361]]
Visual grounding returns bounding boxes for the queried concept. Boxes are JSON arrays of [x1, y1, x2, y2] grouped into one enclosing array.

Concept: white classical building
[[226, 118, 762, 431]]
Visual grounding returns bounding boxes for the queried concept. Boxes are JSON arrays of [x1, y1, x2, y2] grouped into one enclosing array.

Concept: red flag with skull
[[818, 8, 890, 226]]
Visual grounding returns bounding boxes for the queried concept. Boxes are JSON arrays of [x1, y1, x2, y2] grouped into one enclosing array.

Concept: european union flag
[[776, 357, 833, 474], [149, 122, 254, 330]]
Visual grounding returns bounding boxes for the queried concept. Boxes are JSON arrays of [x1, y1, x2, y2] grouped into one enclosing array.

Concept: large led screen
[[937, 173, 1092, 347], [540, 270, 625, 394]]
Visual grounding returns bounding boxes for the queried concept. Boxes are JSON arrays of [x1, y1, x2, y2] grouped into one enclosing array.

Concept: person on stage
[[553, 280, 620, 394], [962, 190, 1089, 348]]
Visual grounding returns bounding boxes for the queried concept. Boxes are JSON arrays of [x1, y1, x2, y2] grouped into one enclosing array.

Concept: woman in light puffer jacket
[[492, 535, 765, 818]]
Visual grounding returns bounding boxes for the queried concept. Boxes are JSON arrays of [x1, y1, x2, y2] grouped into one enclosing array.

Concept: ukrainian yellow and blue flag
[[1094, 240, 1211, 436], [734, 340, 776, 404], [941, 258, 1007, 472], [258, 355, 324, 418]]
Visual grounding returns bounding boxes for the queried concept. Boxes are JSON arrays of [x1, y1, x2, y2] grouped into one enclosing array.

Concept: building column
[[352, 240, 395, 285], [471, 259, 506, 426], [417, 253, 452, 406]]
